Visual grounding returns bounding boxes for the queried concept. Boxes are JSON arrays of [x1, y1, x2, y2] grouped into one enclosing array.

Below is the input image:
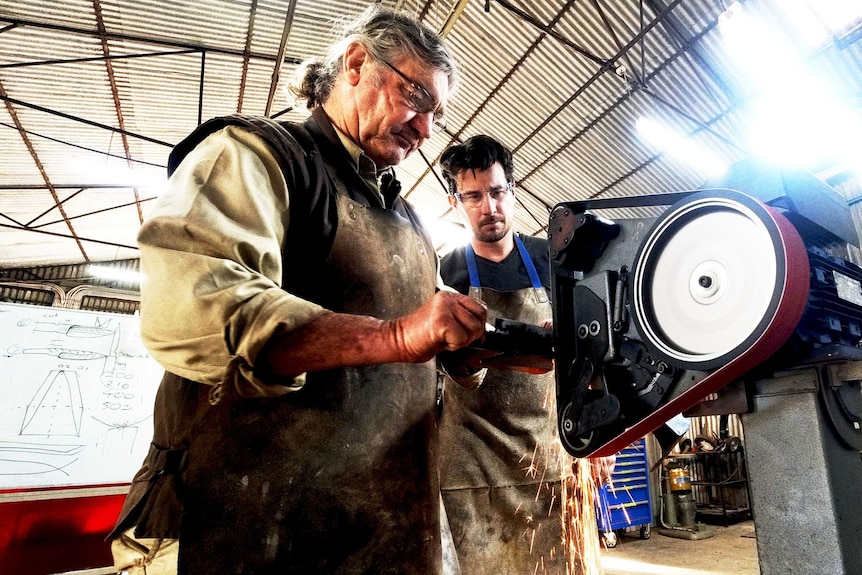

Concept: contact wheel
[[558, 395, 622, 457], [632, 191, 795, 370]]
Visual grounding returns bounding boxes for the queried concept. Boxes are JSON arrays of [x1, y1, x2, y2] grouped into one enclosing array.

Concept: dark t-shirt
[[440, 233, 551, 296]]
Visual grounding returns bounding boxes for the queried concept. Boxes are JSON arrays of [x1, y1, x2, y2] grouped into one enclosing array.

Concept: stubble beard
[[475, 219, 510, 243]]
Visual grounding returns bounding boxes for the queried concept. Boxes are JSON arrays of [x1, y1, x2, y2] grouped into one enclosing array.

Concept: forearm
[[263, 290, 488, 377], [262, 312, 404, 377]]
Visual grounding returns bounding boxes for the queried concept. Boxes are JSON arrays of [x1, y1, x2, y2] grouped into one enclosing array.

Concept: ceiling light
[[743, 84, 862, 169], [636, 117, 726, 178], [781, 0, 862, 48], [718, 1, 862, 173], [66, 157, 168, 193], [719, 1, 801, 89], [88, 265, 142, 284]]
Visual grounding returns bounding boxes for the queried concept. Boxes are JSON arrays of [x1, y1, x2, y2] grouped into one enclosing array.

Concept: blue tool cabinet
[[596, 438, 652, 547]]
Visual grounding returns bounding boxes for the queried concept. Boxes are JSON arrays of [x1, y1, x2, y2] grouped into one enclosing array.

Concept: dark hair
[[290, 5, 458, 109], [439, 135, 515, 194]]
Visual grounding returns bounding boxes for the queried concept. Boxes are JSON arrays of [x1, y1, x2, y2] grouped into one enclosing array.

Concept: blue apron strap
[[465, 243, 481, 289], [514, 235, 543, 290]]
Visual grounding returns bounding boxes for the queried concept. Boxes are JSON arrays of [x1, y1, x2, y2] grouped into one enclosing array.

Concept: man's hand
[[389, 291, 488, 363]]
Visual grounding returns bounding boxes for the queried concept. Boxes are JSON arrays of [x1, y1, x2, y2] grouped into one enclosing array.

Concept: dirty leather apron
[[180, 192, 440, 574], [440, 236, 567, 575]]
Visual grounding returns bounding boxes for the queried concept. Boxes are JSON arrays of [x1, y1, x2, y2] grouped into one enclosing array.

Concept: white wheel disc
[[633, 196, 781, 366]]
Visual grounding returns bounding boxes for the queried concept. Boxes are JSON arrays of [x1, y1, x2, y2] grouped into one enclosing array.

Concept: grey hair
[[290, 4, 458, 109]]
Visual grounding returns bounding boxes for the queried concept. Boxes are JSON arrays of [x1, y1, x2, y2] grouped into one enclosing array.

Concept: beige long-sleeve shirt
[[138, 126, 329, 397]]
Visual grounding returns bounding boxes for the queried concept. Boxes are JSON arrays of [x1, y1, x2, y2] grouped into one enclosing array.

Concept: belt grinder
[[548, 159, 862, 574]]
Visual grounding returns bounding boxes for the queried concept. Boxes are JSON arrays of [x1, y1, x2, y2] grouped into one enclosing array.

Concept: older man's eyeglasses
[[454, 182, 514, 208], [383, 61, 446, 133]]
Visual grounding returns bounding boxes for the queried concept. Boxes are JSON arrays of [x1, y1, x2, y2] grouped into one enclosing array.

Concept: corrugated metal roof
[[1, 0, 862, 268]]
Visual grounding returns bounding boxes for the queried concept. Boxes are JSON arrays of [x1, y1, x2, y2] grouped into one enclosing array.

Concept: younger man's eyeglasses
[[454, 182, 514, 208]]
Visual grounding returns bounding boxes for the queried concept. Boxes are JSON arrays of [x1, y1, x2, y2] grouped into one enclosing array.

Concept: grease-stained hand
[[390, 291, 488, 363]]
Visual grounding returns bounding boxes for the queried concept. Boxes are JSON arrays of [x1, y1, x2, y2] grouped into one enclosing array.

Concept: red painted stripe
[[0, 490, 127, 575]]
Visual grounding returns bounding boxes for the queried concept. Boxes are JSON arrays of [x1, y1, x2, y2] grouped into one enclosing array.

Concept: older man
[[110, 6, 486, 574]]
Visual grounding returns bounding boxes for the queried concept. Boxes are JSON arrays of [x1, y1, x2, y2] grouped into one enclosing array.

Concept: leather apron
[[440, 237, 568, 575], [179, 192, 441, 574]]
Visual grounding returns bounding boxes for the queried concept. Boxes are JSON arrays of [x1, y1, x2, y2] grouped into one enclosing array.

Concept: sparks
[[515, 390, 604, 574], [561, 457, 604, 575]]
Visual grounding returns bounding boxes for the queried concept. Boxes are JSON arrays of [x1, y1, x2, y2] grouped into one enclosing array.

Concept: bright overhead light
[[781, 0, 862, 48], [718, 0, 862, 172], [718, 1, 802, 89], [744, 81, 862, 170], [636, 117, 726, 178], [66, 157, 168, 193], [88, 265, 142, 284]]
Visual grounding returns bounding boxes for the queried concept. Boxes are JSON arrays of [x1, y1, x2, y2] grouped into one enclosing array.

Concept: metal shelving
[[689, 449, 751, 525]]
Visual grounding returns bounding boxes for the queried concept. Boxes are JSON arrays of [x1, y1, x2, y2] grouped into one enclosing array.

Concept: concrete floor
[[600, 520, 759, 575]]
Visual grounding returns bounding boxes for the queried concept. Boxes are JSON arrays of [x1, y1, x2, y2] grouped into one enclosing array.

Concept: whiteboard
[[0, 302, 163, 490]]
